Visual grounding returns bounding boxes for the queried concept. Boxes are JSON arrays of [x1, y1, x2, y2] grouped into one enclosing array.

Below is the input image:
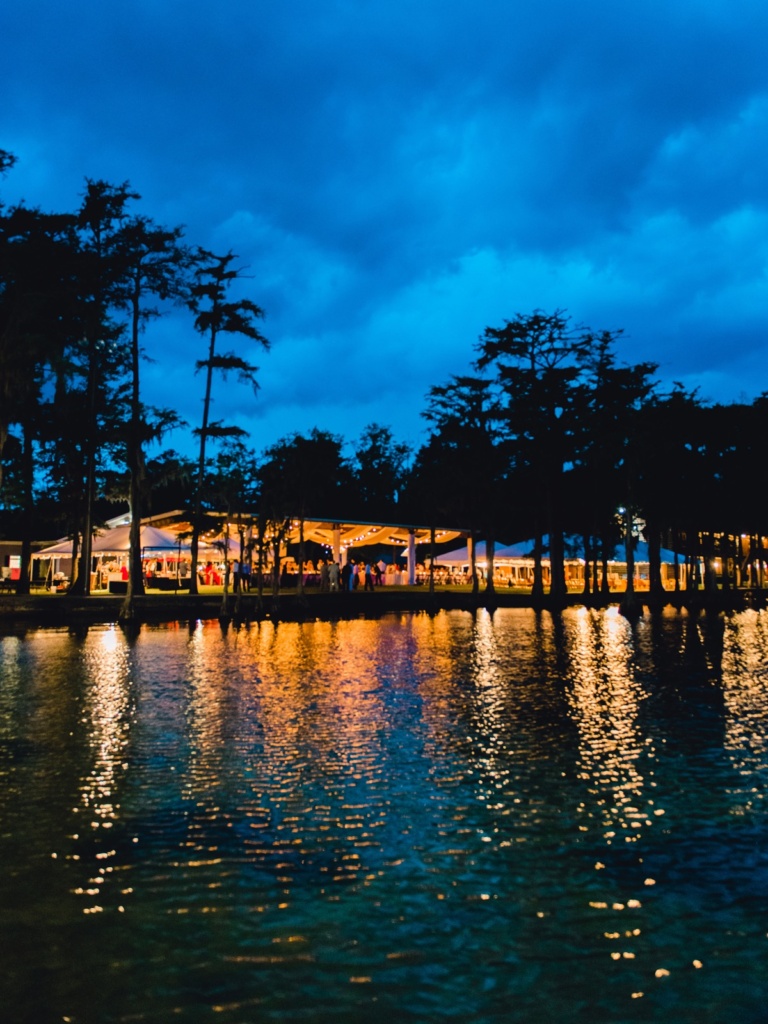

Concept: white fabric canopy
[[90, 524, 185, 553], [34, 524, 187, 558], [199, 535, 240, 556], [434, 539, 680, 566], [433, 542, 535, 566], [32, 538, 77, 557]]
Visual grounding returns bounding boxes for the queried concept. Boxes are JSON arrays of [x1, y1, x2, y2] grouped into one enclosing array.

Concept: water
[[1, 607, 767, 1023]]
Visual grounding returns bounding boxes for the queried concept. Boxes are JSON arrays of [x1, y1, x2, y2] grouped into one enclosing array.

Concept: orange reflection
[[721, 609, 768, 812], [564, 608, 656, 845]]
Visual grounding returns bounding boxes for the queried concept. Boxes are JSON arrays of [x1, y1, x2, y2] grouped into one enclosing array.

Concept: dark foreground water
[[1, 608, 767, 1024]]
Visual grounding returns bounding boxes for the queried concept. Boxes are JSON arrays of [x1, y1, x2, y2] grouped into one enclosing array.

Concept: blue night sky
[[2, 0, 768, 459]]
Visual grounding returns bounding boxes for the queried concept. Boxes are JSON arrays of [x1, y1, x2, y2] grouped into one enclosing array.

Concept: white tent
[[34, 524, 186, 558], [613, 540, 679, 564], [435, 538, 680, 566], [199, 534, 241, 556], [433, 542, 539, 566], [32, 537, 78, 557], [91, 524, 186, 553]]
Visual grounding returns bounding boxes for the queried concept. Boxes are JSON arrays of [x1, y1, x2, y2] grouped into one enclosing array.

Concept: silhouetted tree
[[204, 438, 259, 613], [143, 449, 195, 515], [257, 429, 352, 595], [0, 205, 80, 591], [0, 150, 16, 180], [477, 310, 590, 605], [187, 250, 269, 594], [351, 423, 410, 521], [112, 214, 192, 619], [416, 375, 506, 594], [69, 179, 138, 595], [575, 330, 658, 607], [633, 384, 701, 601]]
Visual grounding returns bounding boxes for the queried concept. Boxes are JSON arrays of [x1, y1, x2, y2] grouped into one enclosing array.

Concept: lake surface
[[1, 607, 767, 1023]]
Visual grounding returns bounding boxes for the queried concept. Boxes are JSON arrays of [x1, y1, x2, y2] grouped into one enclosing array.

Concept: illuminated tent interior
[[31, 511, 467, 589], [142, 511, 465, 556], [433, 538, 685, 589], [33, 524, 187, 559], [434, 539, 681, 566]]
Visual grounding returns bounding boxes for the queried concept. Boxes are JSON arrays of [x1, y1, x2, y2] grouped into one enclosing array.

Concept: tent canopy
[[434, 538, 680, 566], [33, 524, 186, 558], [433, 542, 535, 566], [32, 538, 77, 557], [147, 511, 465, 553], [33, 511, 468, 562], [90, 524, 184, 553]]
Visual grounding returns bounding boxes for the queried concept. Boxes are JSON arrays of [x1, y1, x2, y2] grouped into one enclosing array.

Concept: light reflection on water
[[1, 608, 768, 1023]]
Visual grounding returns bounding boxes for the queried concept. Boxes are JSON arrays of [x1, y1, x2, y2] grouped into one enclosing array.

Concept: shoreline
[[1, 586, 765, 631]]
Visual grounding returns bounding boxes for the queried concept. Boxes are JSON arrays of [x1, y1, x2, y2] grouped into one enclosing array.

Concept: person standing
[[240, 560, 251, 592], [341, 560, 351, 592], [329, 560, 340, 592], [364, 562, 374, 591]]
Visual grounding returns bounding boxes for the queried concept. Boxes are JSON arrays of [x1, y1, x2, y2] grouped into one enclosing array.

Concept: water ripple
[[2, 610, 768, 1022]]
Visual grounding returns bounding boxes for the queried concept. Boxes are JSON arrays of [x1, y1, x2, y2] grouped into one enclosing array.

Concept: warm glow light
[[565, 610, 652, 843]]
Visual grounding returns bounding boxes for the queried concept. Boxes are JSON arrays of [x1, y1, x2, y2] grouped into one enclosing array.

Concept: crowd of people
[[221, 556, 406, 593], [320, 558, 382, 592], [107, 555, 460, 593]]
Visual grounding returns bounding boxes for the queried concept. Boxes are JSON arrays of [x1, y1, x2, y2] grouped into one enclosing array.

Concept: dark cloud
[[3, 0, 768, 457]]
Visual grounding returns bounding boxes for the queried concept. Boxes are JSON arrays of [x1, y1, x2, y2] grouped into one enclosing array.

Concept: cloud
[[3, 0, 768, 460]]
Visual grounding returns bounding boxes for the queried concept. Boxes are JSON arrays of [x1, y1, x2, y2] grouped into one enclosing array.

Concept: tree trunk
[[549, 525, 566, 606], [220, 519, 231, 616], [272, 536, 281, 599], [297, 518, 305, 597], [685, 548, 698, 593], [71, 337, 99, 596], [600, 530, 611, 598], [469, 532, 479, 595], [619, 509, 643, 617], [624, 512, 636, 599], [234, 523, 246, 613], [532, 529, 544, 601], [702, 532, 718, 595], [15, 423, 34, 596], [756, 536, 765, 589], [69, 531, 81, 591], [189, 320, 218, 596], [582, 533, 591, 599], [121, 285, 147, 622], [256, 515, 265, 604], [672, 531, 681, 592], [485, 534, 496, 594], [736, 534, 747, 588], [429, 525, 435, 594], [720, 535, 732, 592], [646, 521, 664, 605]]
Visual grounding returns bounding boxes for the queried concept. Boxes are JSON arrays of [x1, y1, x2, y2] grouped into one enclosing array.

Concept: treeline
[[2, 149, 767, 607], [0, 151, 269, 605], [407, 312, 768, 605]]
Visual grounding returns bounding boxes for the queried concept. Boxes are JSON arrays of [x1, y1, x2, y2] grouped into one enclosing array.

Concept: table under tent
[[32, 525, 195, 592], [432, 539, 684, 590]]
